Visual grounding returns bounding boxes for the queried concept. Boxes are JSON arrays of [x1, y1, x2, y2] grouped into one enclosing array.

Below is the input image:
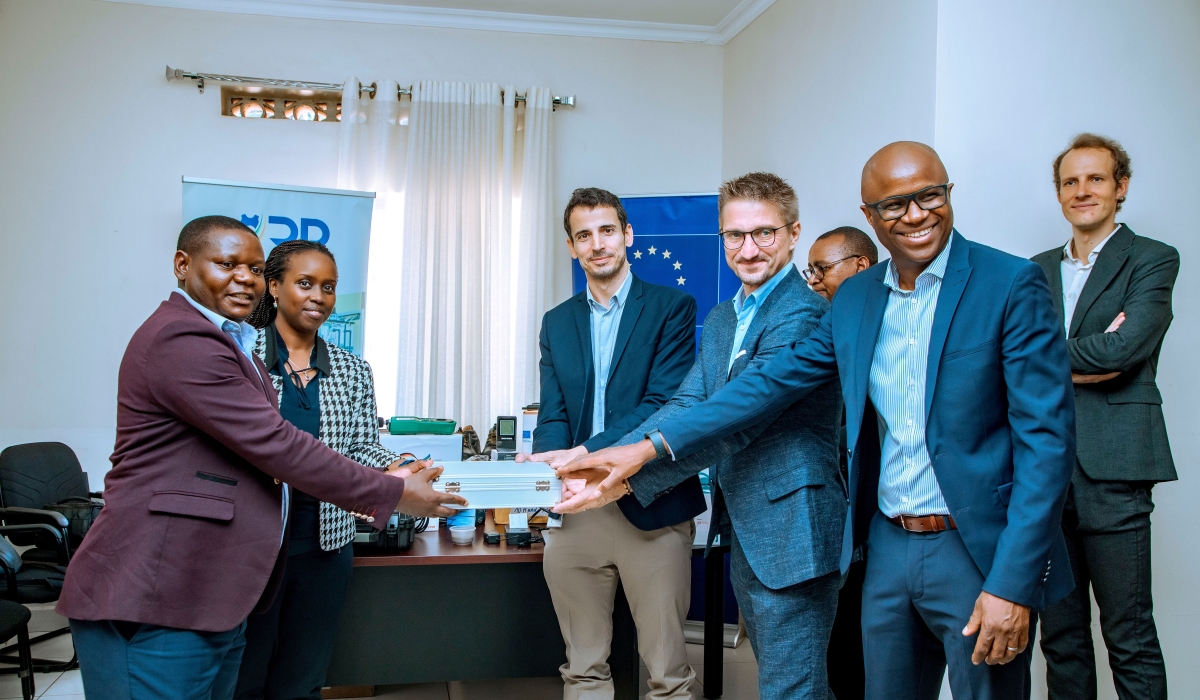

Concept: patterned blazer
[[622, 267, 845, 589], [255, 329, 401, 551]]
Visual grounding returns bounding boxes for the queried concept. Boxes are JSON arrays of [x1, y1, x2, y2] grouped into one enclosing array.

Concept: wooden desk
[[324, 527, 640, 698]]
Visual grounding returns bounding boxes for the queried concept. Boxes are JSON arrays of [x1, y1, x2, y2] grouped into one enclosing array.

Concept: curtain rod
[[165, 66, 576, 107]]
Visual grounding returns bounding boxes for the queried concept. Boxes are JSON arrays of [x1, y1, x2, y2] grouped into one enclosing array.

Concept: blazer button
[[274, 478, 281, 485]]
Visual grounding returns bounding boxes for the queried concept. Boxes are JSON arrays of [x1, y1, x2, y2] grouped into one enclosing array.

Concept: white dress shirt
[[1060, 225, 1120, 336], [869, 238, 953, 517]]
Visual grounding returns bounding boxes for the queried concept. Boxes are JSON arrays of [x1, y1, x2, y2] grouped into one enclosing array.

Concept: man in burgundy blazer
[[57, 216, 462, 699]]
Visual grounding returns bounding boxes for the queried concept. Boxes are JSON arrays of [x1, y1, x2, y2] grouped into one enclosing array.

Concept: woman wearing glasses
[[235, 240, 417, 700]]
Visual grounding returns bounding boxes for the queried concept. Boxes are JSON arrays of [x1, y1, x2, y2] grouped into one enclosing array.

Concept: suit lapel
[[729, 268, 801, 379], [1068, 225, 1133, 338], [924, 233, 973, 419], [173, 293, 271, 396], [572, 294, 593, 380], [606, 276, 645, 381], [708, 303, 737, 388], [572, 294, 594, 443], [253, 354, 276, 402], [854, 268, 889, 412], [1045, 252, 1065, 320]]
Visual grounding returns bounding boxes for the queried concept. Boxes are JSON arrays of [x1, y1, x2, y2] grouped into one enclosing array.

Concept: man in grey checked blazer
[[615, 173, 845, 699]]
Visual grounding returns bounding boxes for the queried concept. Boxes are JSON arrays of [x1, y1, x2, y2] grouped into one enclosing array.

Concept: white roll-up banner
[[182, 178, 375, 356]]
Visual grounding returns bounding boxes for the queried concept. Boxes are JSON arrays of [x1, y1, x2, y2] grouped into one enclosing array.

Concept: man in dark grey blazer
[[610, 172, 844, 699], [1033, 133, 1178, 700]]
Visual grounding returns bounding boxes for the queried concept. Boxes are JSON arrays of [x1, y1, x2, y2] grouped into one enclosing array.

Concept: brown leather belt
[[888, 514, 957, 533]]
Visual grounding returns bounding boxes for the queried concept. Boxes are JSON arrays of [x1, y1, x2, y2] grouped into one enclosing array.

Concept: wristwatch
[[645, 430, 669, 461]]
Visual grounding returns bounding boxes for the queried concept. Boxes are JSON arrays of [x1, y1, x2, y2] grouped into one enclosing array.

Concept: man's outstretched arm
[[623, 298, 829, 506], [555, 310, 839, 512]]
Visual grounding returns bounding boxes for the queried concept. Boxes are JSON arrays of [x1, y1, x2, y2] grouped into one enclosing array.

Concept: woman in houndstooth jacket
[[234, 240, 415, 700]]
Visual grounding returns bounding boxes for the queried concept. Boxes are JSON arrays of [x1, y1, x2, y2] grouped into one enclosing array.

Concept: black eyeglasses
[[863, 184, 950, 221], [801, 256, 864, 282], [718, 222, 794, 250]]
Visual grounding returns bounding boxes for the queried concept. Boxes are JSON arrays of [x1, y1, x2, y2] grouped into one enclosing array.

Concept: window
[[221, 86, 341, 122]]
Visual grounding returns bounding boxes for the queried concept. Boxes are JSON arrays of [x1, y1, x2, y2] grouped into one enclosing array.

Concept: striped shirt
[[587, 269, 633, 437], [869, 237, 953, 517]]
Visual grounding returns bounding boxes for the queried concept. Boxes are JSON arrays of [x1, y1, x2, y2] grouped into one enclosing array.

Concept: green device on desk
[[388, 417, 457, 435]]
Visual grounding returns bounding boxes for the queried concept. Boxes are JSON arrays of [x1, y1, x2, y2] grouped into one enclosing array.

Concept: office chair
[[0, 527, 74, 673], [0, 443, 92, 564], [0, 598, 35, 700], [0, 443, 87, 674]]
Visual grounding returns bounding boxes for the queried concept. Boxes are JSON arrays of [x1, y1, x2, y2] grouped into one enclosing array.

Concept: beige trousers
[[543, 502, 696, 700]]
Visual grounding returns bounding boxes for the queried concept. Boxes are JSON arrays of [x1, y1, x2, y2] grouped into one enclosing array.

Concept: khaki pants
[[543, 502, 696, 700]]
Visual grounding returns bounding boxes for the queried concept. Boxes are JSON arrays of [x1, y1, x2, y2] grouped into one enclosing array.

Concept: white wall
[[935, 1, 1200, 697], [0, 0, 723, 484], [722, 0, 939, 237]]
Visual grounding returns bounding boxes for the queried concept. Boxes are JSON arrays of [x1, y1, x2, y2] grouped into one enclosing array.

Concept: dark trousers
[[729, 530, 841, 700], [1039, 468, 1166, 699], [862, 512, 1033, 700], [828, 559, 865, 700], [234, 544, 355, 700], [71, 618, 247, 700]]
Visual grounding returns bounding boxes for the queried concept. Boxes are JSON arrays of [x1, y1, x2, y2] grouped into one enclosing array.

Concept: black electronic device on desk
[[352, 512, 423, 553], [495, 415, 518, 461]]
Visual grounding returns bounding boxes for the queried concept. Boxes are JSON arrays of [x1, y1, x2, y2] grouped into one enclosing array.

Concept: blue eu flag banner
[[572, 195, 740, 347]]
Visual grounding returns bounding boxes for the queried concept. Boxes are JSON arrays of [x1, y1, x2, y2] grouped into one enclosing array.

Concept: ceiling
[[107, 0, 776, 43], [335, 0, 746, 27]]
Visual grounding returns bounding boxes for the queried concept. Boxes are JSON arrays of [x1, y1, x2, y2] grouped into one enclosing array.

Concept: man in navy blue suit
[[556, 143, 1077, 699], [522, 188, 705, 699]]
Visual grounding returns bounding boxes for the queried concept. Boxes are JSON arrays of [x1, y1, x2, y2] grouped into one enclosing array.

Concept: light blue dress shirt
[[728, 264, 793, 373], [177, 290, 287, 541], [586, 270, 634, 438], [868, 237, 953, 517]]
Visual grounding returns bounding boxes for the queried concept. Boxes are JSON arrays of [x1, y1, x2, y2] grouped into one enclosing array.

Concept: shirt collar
[[1063, 224, 1121, 265], [263, 325, 332, 376], [734, 262, 793, 313], [175, 289, 258, 354], [883, 233, 953, 293], [586, 267, 633, 312]]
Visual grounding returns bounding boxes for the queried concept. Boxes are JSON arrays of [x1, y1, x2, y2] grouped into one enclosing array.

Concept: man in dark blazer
[[558, 143, 1077, 700], [806, 225, 880, 700], [607, 172, 844, 700], [58, 216, 463, 699], [524, 188, 705, 699], [1033, 134, 1178, 700]]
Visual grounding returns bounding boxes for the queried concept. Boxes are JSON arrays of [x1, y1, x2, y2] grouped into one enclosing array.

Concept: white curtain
[[338, 79, 556, 433], [338, 78, 409, 417]]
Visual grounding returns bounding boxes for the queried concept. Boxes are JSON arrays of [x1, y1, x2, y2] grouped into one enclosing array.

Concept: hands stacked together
[[516, 440, 658, 514]]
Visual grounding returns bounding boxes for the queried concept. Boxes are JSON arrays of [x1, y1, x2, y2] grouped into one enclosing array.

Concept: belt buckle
[[900, 514, 937, 532]]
